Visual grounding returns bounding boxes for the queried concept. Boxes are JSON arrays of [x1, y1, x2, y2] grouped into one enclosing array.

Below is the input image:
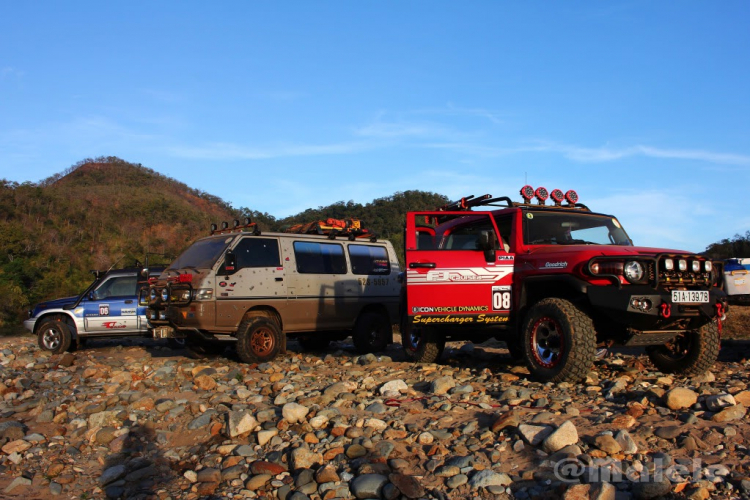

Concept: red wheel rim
[[250, 327, 275, 356], [406, 326, 422, 353], [530, 316, 564, 368]]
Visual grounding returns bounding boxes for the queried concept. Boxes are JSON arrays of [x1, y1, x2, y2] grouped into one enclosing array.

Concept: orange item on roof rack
[[284, 218, 374, 238]]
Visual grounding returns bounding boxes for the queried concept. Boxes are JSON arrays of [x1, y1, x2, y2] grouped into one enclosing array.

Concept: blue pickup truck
[[23, 265, 171, 353]]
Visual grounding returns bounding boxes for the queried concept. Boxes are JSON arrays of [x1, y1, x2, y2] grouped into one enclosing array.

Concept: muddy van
[[145, 221, 401, 362]]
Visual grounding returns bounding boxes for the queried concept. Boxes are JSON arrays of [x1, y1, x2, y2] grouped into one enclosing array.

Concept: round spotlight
[[565, 190, 579, 204], [244, 217, 252, 226], [520, 185, 535, 202], [535, 187, 549, 205], [221, 221, 229, 230], [550, 189, 565, 205], [678, 259, 687, 271], [692, 261, 701, 273], [233, 219, 240, 228], [210, 223, 217, 232], [664, 258, 674, 271]]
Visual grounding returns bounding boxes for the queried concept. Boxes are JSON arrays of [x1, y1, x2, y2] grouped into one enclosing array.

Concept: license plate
[[671, 290, 709, 303]]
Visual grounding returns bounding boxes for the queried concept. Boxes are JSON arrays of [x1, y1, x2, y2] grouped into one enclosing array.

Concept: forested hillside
[[0, 157, 447, 327]]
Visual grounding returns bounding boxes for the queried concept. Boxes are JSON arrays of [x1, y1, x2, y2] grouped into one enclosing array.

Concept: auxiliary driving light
[[692, 261, 701, 272], [565, 190, 579, 205], [705, 261, 712, 272], [233, 219, 240, 228], [535, 187, 549, 205], [221, 221, 229, 230], [210, 223, 217, 232], [161, 288, 169, 301], [520, 185, 535, 203], [664, 258, 674, 271], [244, 217, 252, 225], [550, 189, 565, 206], [678, 259, 688, 271]]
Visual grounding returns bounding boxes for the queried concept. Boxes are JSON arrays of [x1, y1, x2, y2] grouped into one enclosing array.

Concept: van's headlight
[[178, 289, 192, 302], [193, 289, 213, 301], [623, 261, 645, 283]]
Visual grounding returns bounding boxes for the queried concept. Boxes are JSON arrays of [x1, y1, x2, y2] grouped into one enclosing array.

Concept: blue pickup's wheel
[[37, 318, 73, 353]]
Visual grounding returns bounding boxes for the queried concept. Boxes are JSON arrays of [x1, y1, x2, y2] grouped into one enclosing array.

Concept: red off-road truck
[[401, 186, 728, 383]]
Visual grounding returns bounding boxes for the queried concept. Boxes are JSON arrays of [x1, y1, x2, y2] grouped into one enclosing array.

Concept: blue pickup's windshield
[[168, 237, 233, 271], [523, 211, 632, 246]]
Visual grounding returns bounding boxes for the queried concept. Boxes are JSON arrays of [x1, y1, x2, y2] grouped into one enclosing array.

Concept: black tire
[[402, 324, 444, 363], [521, 298, 596, 383], [352, 312, 391, 354], [646, 322, 720, 376], [236, 316, 283, 363], [297, 335, 331, 352], [37, 319, 73, 354]]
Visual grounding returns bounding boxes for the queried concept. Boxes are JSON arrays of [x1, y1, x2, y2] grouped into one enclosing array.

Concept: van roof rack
[[211, 218, 261, 236], [284, 218, 378, 241]]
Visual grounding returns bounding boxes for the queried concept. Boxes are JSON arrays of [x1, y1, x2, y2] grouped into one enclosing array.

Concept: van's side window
[[294, 242, 347, 274], [231, 238, 281, 270], [348, 245, 391, 275]]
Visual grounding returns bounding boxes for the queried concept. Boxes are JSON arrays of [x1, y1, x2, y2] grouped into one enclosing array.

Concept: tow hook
[[715, 303, 725, 334], [660, 303, 671, 319]]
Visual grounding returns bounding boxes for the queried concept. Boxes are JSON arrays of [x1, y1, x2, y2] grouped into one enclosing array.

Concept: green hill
[[0, 156, 447, 327]]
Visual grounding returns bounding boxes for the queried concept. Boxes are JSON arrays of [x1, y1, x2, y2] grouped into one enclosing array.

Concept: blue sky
[[1, 2, 748, 253]]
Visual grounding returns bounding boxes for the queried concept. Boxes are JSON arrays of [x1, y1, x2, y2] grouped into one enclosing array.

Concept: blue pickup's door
[[83, 275, 141, 334]]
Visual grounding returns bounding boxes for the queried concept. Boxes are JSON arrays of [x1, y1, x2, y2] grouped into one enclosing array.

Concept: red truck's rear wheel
[[402, 324, 444, 363], [521, 298, 595, 383]]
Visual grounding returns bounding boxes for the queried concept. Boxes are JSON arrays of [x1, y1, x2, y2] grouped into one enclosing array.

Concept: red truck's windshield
[[523, 210, 632, 246]]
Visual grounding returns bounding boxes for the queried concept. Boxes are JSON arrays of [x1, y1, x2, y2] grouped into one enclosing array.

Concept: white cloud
[[166, 141, 371, 161], [534, 142, 750, 166]]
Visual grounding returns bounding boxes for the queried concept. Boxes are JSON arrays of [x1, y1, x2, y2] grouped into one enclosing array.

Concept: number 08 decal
[[492, 286, 511, 311]]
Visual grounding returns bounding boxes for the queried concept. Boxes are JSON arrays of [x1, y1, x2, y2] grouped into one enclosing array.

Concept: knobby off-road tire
[[521, 298, 596, 383], [402, 324, 445, 363], [236, 316, 283, 363], [37, 318, 73, 354], [352, 312, 390, 354], [646, 322, 720, 376]]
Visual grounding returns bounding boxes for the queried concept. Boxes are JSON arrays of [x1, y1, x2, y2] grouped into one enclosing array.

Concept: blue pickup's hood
[[33, 295, 79, 312]]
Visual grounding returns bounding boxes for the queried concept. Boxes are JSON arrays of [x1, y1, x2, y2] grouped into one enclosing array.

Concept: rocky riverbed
[[2, 332, 750, 500]]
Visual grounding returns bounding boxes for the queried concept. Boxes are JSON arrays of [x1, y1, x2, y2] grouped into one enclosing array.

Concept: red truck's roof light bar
[[437, 187, 588, 211]]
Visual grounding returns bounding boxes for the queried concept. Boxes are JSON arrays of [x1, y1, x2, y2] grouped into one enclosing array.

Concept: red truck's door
[[405, 211, 514, 329]]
